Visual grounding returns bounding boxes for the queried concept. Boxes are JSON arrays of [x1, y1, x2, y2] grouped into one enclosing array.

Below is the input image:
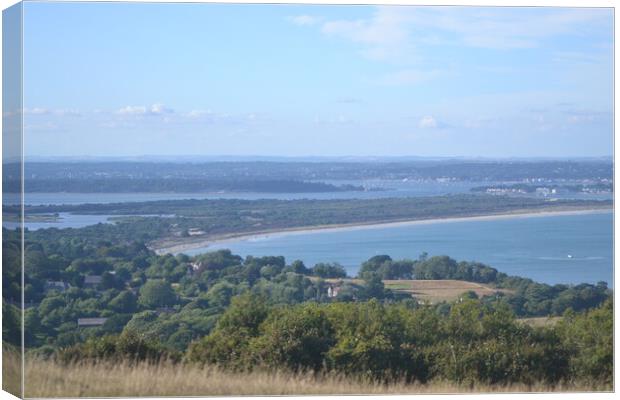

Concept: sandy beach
[[152, 207, 612, 255]]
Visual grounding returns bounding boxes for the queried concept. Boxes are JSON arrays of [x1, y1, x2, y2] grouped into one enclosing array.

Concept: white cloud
[[118, 105, 147, 115], [54, 109, 81, 117], [117, 104, 173, 116], [429, 8, 608, 50], [150, 103, 174, 115], [565, 109, 610, 124], [321, 8, 412, 61], [20, 107, 82, 117], [23, 122, 59, 131], [23, 107, 50, 115], [288, 15, 322, 26], [379, 69, 443, 86], [314, 6, 610, 62], [185, 109, 213, 118], [419, 115, 438, 129]]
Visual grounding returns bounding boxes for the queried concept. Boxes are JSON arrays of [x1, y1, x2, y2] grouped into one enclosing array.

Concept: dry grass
[[18, 355, 608, 398], [383, 279, 511, 303], [314, 278, 510, 303], [2, 346, 22, 398]]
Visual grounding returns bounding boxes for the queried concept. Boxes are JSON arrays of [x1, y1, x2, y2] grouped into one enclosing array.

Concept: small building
[[84, 275, 102, 287], [45, 281, 70, 292], [188, 262, 201, 274], [77, 317, 108, 327], [327, 284, 341, 298]]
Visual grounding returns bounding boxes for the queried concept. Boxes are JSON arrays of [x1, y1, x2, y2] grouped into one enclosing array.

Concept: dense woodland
[[7, 178, 362, 194], [2, 222, 612, 386], [1, 161, 614, 388], [3, 159, 612, 193], [7, 159, 614, 181]]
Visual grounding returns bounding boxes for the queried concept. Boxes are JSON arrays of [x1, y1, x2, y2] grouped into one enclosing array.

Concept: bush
[[186, 293, 269, 369], [252, 303, 335, 372], [56, 330, 179, 364], [556, 299, 613, 385]]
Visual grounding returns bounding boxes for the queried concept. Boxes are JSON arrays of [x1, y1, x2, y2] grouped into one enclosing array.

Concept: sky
[[18, 2, 614, 158]]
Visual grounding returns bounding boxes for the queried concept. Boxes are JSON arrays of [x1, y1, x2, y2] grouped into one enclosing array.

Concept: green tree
[[138, 280, 177, 308], [311, 263, 347, 278], [361, 272, 386, 299], [254, 303, 335, 371], [557, 299, 613, 385], [186, 293, 270, 369], [109, 290, 138, 313]]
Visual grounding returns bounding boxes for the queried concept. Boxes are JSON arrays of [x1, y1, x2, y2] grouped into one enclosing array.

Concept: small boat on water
[[567, 254, 573, 259]]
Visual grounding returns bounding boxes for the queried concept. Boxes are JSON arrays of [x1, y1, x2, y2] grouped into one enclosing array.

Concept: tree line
[[3, 225, 611, 359], [51, 295, 613, 387]]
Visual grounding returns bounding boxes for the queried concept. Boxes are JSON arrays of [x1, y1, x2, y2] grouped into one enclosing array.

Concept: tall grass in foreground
[[16, 354, 610, 397], [2, 346, 21, 397]]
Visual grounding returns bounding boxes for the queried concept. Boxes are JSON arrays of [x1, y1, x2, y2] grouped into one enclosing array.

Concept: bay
[[3, 212, 115, 230], [17, 179, 611, 206], [3, 212, 174, 231], [184, 211, 613, 286]]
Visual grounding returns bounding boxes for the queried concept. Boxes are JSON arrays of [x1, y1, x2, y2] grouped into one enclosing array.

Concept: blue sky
[[20, 2, 613, 158]]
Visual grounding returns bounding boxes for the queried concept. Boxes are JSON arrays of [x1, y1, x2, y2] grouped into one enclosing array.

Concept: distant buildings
[[326, 283, 341, 298], [77, 317, 107, 327], [84, 275, 102, 288], [44, 281, 70, 292]]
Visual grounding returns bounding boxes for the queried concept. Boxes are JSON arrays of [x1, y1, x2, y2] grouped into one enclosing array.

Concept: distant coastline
[[152, 206, 612, 255]]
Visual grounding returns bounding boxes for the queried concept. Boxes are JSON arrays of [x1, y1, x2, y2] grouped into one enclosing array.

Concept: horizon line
[[3, 154, 614, 163]]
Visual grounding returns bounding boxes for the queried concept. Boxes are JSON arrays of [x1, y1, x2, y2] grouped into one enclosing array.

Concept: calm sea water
[[3, 213, 175, 231], [15, 180, 611, 205], [3, 212, 115, 230], [5, 188, 613, 286], [184, 211, 613, 286], [16, 181, 477, 205]]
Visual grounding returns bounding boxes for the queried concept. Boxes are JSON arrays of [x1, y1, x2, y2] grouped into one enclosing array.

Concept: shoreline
[[152, 207, 612, 255]]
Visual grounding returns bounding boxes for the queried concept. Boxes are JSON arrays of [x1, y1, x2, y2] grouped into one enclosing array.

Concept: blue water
[[4, 188, 613, 286], [3, 212, 115, 230], [184, 211, 613, 286], [16, 181, 479, 205], [15, 180, 611, 206], [3, 213, 174, 231]]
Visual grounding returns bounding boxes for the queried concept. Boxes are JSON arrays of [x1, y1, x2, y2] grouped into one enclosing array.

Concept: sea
[[185, 211, 614, 286], [3, 182, 613, 286]]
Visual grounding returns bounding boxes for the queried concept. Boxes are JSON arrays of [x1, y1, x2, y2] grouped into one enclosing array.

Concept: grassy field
[[14, 354, 608, 397], [320, 278, 510, 303], [383, 279, 512, 303]]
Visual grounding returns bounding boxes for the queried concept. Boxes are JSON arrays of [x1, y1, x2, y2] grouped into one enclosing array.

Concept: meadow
[[10, 352, 608, 397]]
